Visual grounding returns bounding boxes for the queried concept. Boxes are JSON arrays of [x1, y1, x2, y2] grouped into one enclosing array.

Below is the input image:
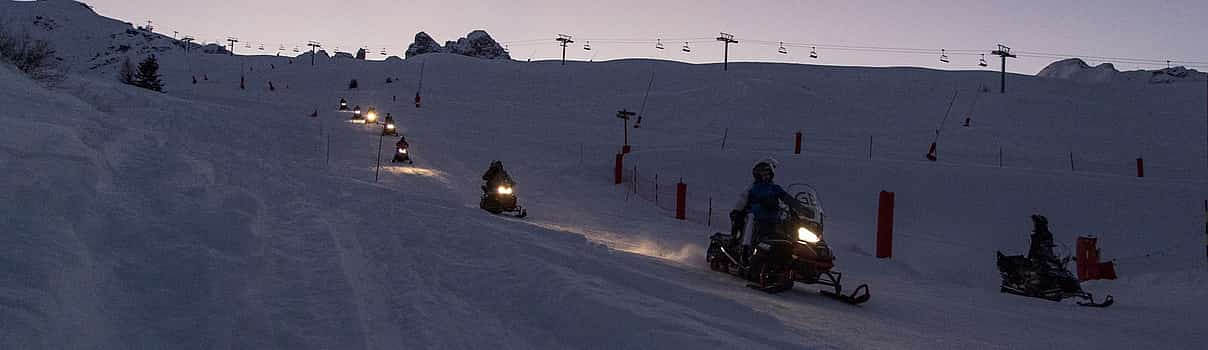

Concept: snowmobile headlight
[[386, 124, 395, 129], [497, 186, 513, 195], [398, 148, 407, 154], [797, 227, 820, 244]]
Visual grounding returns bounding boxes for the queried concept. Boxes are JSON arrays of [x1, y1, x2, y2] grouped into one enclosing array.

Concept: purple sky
[[83, 0, 1208, 74]]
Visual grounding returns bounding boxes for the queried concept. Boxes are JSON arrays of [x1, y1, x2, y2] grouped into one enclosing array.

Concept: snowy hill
[[3, 1, 1208, 349], [1038, 58, 1206, 84]]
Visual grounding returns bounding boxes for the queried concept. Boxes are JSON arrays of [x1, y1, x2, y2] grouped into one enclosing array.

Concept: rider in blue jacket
[[731, 158, 803, 247]]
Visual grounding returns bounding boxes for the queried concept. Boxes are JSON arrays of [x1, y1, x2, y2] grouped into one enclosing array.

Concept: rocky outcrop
[[405, 31, 510, 60]]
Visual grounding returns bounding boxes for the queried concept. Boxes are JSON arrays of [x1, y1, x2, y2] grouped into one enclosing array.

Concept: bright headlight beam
[[797, 227, 820, 243]]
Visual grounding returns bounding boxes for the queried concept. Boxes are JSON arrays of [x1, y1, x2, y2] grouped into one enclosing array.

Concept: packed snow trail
[[3, 1, 1208, 349]]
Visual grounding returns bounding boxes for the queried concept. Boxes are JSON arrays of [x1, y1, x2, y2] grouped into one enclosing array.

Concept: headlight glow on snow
[[797, 227, 820, 244], [497, 186, 513, 195]]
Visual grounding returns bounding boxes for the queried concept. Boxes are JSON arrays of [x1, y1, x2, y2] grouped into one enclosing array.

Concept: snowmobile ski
[[821, 284, 871, 305]]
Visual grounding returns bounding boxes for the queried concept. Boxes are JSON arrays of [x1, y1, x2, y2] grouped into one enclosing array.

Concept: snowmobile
[[391, 143, 413, 164], [339, 98, 349, 111], [382, 115, 398, 136], [350, 105, 365, 123], [706, 184, 870, 304], [480, 180, 527, 218], [365, 106, 379, 124], [996, 215, 1114, 307]]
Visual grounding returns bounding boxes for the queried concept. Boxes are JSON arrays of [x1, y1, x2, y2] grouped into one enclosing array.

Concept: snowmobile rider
[[481, 160, 514, 194], [395, 136, 409, 151], [730, 158, 807, 247]]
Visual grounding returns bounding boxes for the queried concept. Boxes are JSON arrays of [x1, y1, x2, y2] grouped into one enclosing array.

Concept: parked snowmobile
[[350, 105, 365, 123], [391, 138, 413, 164], [996, 215, 1114, 307], [706, 184, 870, 304], [382, 114, 398, 136]]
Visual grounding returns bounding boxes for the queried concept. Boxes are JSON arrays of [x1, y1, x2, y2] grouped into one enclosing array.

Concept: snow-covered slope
[[3, 1, 1208, 349]]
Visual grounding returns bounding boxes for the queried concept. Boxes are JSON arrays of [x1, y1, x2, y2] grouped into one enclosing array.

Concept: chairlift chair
[[244, 42, 252, 49], [809, 46, 818, 59], [682, 42, 691, 53], [939, 49, 949, 63], [656, 39, 664, 50], [979, 54, 988, 67], [380, 48, 388, 56], [778, 41, 788, 54], [584, 41, 592, 51], [293, 46, 300, 53], [259, 44, 265, 51]]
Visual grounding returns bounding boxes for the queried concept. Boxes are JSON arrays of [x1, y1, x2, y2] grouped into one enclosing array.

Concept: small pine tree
[[118, 57, 135, 85], [133, 55, 163, 92], [348, 79, 359, 89]]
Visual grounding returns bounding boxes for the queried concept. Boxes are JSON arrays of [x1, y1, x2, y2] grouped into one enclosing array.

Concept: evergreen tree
[[134, 55, 164, 92]]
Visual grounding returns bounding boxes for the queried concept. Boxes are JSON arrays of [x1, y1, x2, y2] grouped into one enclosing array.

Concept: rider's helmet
[[752, 157, 778, 182]]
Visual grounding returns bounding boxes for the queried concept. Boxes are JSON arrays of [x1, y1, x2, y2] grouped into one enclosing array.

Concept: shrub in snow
[[117, 57, 135, 84], [0, 26, 61, 82]]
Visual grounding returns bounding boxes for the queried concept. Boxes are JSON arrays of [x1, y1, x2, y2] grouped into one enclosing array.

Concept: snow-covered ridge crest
[[405, 30, 510, 60], [1037, 57, 1205, 84]]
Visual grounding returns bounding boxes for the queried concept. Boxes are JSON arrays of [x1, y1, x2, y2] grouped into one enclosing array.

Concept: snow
[[2, 1, 1208, 349], [1038, 58, 1206, 84]]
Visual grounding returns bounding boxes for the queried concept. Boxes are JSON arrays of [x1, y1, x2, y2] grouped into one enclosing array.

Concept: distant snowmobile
[[480, 180, 527, 218], [382, 114, 398, 136], [391, 138, 413, 164], [479, 161, 526, 218], [339, 98, 349, 111], [996, 215, 1113, 307], [350, 105, 365, 123], [365, 106, 379, 124], [706, 184, 870, 304]]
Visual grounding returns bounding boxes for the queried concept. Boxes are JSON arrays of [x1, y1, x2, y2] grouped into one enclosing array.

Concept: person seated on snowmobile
[[395, 136, 409, 151], [730, 158, 807, 249], [481, 160, 514, 194]]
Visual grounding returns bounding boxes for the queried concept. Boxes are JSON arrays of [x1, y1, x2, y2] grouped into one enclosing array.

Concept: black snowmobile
[[382, 115, 398, 136], [350, 105, 365, 123], [339, 98, 349, 111], [707, 184, 870, 304], [391, 141, 413, 164], [480, 179, 527, 218], [995, 215, 1114, 307]]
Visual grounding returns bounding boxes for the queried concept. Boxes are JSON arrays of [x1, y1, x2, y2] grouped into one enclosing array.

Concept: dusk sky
[[81, 0, 1208, 74]]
